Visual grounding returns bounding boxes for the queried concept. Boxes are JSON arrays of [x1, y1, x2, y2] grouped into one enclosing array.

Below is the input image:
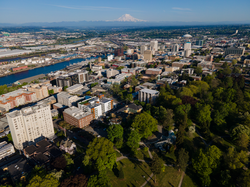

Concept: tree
[[51, 156, 67, 170], [49, 169, 63, 181], [129, 86, 133, 93], [131, 112, 158, 139], [130, 76, 138, 87], [236, 133, 249, 151], [27, 174, 59, 187], [176, 148, 189, 172], [83, 137, 116, 172], [61, 174, 88, 187], [232, 59, 237, 65], [125, 94, 133, 103], [162, 109, 174, 130], [127, 129, 141, 154], [195, 66, 202, 75], [111, 84, 121, 95], [107, 125, 123, 149], [116, 66, 124, 71], [63, 86, 68, 91], [86, 91, 91, 95], [195, 103, 212, 135], [180, 87, 193, 97], [219, 170, 231, 187], [156, 106, 166, 121], [192, 146, 222, 186], [225, 147, 248, 170], [224, 77, 233, 88], [87, 171, 112, 187], [231, 124, 250, 140], [119, 166, 124, 179], [48, 89, 54, 95], [150, 154, 162, 183]]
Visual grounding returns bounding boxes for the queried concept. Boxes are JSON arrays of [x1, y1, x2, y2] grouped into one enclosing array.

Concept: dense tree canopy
[[83, 137, 116, 172], [107, 124, 123, 149], [131, 112, 158, 138]]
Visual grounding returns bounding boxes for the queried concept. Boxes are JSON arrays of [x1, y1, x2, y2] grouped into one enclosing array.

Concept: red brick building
[[63, 106, 93, 128], [11, 66, 28, 72]]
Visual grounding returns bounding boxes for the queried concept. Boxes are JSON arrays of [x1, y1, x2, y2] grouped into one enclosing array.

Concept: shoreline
[[0, 56, 85, 78]]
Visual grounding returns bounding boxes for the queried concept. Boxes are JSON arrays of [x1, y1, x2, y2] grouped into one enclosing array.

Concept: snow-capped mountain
[[115, 14, 146, 22]]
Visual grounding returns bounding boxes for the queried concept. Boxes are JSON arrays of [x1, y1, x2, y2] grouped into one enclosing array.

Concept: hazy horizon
[[1, 0, 250, 24]]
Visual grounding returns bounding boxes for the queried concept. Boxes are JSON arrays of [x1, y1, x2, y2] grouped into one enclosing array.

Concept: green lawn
[[134, 149, 151, 161], [182, 174, 199, 187], [146, 167, 182, 187], [107, 159, 152, 187]]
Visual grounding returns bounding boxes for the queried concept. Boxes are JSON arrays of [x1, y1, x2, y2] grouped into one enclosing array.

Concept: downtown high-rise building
[[171, 44, 179, 52], [140, 45, 147, 55], [150, 41, 158, 55], [6, 103, 55, 150], [184, 42, 192, 57]]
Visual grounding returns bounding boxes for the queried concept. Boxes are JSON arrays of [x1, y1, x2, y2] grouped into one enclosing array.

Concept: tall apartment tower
[[6, 103, 55, 150], [184, 42, 192, 57], [171, 44, 179, 52], [150, 41, 158, 55], [141, 45, 147, 55]]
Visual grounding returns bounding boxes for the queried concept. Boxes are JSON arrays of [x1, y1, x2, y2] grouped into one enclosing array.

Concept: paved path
[[178, 171, 185, 187], [141, 173, 154, 187]]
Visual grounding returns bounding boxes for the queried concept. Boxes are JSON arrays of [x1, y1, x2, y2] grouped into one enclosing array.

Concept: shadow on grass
[[128, 158, 152, 179], [184, 167, 200, 187]]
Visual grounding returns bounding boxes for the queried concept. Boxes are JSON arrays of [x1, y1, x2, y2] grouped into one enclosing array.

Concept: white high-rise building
[[171, 44, 179, 52], [6, 103, 55, 150], [184, 42, 192, 57], [150, 41, 158, 55], [140, 45, 147, 55]]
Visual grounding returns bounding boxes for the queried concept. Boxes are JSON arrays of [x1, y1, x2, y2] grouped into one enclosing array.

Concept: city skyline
[[1, 0, 250, 24]]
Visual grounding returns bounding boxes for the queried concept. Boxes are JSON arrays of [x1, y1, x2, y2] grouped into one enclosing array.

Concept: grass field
[[107, 159, 152, 187], [135, 149, 151, 161], [181, 174, 199, 187], [146, 167, 182, 187]]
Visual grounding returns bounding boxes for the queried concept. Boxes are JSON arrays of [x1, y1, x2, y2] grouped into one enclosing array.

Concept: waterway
[[0, 58, 86, 86]]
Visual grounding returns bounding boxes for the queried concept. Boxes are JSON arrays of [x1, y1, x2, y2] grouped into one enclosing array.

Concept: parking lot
[[83, 123, 107, 137]]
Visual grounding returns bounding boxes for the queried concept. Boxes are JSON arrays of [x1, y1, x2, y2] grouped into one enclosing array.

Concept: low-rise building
[[107, 73, 132, 84], [0, 141, 15, 160], [78, 96, 113, 119], [244, 59, 250, 64], [57, 92, 84, 107], [91, 65, 102, 72], [106, 69, 119, 78], [225, 47, 245, 56], [66, 84, 84, 94], [27, 84, 49, 100], [0, 89, 37, 111], [63, 106, 93, 128], [198, 60, 214, 69], [48, 85, 62, 94], [60, 138, 76, 155], [23, 139, 61, 165], [146, 68, 162, 75], [138, 89, 159, 104]]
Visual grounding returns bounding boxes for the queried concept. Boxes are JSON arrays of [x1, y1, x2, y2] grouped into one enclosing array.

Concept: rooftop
[[140, 88, 159, 94], [64, 106, 92, 120]]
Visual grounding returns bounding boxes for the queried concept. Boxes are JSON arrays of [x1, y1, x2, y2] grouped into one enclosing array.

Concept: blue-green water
[[0, 58, 85, 86]]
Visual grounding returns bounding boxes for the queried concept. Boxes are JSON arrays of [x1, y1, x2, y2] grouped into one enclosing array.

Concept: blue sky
[[1, 0, 250, 23]]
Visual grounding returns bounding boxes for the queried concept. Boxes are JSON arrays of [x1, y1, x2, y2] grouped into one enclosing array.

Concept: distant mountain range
[[0, 14, 250, 28]]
